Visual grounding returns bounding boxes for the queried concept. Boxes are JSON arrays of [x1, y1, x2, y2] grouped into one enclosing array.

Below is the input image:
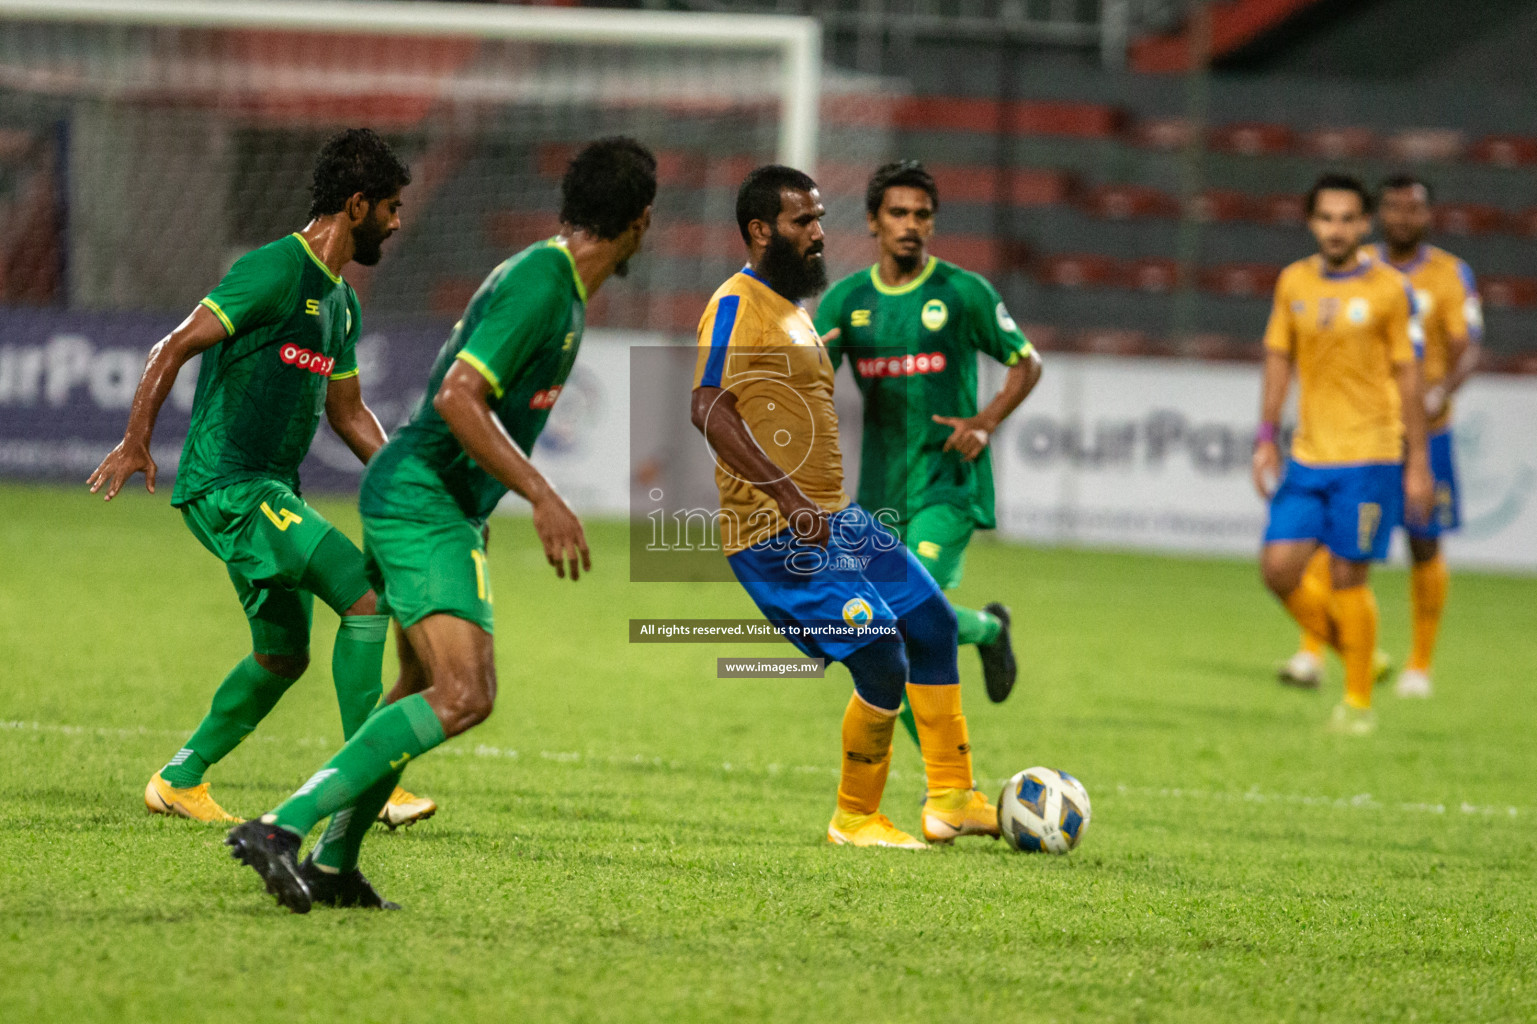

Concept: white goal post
[[0, 0, 822, 170]]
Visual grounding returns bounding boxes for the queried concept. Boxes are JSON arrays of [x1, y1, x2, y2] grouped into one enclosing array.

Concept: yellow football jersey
[[1263, 251, 1421, 466], [1374, 243, 1481, 433], [694, 268, 849, 554]]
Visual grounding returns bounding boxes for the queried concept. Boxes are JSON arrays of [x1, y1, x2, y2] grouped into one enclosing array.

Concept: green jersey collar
[[547, 237, 588, 304], [870, 255, 938, 296], [291, 232, 343, 285]]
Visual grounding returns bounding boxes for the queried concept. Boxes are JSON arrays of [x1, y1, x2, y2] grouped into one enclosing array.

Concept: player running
[[693, 165, 999, 849], [1280, 174, 1481, 700], [814, 160, 1041, 749], [1252, 174, 1433, 736], [89, 129, 434, 828], [225, 137, 656, 912]]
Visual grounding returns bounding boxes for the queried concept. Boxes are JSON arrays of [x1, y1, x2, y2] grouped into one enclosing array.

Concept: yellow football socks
[[1283, 572, 1336, 649], [836, 694, 897, 816], [1409, 554, 1449, 673], [1330, 584, 1379, 709], [905, 683, 974, 793], [1297, 548, 1332, 656]]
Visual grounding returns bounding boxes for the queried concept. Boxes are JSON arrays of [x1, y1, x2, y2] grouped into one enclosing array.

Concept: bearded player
[[814, 160, 1041, 749], [225, 137, 656, 912], [693, 165, 999, 849], [1280, 174, 1481, 700], [89, 129, 434, 829], [1253, 174, 1433, 736]]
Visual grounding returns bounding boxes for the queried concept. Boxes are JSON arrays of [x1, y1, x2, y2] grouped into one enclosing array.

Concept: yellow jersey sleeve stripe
[[1005, 340, 1037, 366], [328, 368, 360, 381], [455, 351, 505, 398], [199, 297, 234, 335]]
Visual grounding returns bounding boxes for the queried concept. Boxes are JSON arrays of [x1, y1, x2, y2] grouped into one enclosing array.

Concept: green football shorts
[[362, 514, 494, 634], [895, 502, 976, 591], [181, 478, 371, 656]]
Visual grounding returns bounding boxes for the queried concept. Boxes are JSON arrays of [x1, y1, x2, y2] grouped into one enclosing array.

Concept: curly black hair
[[735, 164, 818, 244], [864, 159, 939, 217], [1378, 172, 1434, 203], [307, 128, 411, 219], [1306, 172, 1373, 216], [559, 137, 657, 239]]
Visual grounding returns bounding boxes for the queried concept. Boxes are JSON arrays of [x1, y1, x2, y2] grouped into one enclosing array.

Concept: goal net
[[0, 0, 822, 333]]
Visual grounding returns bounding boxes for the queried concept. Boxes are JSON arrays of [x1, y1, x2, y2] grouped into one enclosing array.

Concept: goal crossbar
[[0, 0, 823, 168]]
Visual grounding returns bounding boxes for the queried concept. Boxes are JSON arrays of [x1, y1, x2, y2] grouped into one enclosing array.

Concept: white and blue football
[[998, 766, 1091, 854]]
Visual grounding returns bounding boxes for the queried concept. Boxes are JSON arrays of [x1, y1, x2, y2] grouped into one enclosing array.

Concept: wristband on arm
[[1255, 422, 1278, 446]]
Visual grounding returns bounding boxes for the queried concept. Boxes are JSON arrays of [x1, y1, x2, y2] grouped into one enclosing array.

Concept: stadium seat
[[1211, 122, 1295, 156], [1382, 128, 1466, 164], [1191, 189, 1254, 223], [1129, 116, 1197, 151], [1200, 263, 1281, 299], [1432, 203, 1507, 237], [1033, 253, 1121, 289], [1079, 184, 1180, 221], [484, 210, 559, 249], [886, 98, 1124, 138], [1126, 257, 1180, 293], [1469, 135, 1537, 168], [1256, 193, 1307, 226], [1478, 276, 1537, 309], [1299, 126, 1377, 160], [1078, 328, 1154, 356], [1509, 207, 1537, 237]]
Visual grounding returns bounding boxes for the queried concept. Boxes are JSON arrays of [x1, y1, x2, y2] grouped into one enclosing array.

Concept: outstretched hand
[[532, 490, 591, 581], [88, 439, 157, 501], [932, 414, 991, 462]]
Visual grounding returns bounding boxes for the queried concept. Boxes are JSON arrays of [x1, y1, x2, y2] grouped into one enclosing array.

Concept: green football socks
[[161, 655, 293, 788], [332, 614, 389, 738], [954, 604, 1001, 647], [269, 693, 445, 839], [311, 765, 403, 873]]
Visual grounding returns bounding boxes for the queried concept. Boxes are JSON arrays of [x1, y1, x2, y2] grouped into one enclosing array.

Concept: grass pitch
[[2, 482, 1534, 1023]]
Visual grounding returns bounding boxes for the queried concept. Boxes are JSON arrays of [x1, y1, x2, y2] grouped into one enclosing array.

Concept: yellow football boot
[[378, 786, 437, 830], [921, 787, 1000, 844], [1327, 702, 1378, 737], [826, 809, 926, 850], [144, 772, 241, 822]]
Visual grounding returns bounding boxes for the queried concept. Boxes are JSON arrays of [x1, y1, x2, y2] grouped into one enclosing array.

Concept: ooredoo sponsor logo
[[280, 343, 335, 376], [854, 352, 947, 379]]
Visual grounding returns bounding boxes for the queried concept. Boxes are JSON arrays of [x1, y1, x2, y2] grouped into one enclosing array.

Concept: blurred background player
[[692, 165, 999, 849], [1281, 174, 1482, 700], [1252, 173, 1433, 736], [225, 137, 655, 912], [88, 129, 435, 827], [815, 160, 1042, 748]]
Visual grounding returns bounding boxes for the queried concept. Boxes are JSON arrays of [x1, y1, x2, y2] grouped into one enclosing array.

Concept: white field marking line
[[2, 719, 1524, 820]]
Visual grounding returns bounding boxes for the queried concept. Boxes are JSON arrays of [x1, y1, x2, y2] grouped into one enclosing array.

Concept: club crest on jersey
[[279, 343, 335, 376], [529, 386, 563, 410], [854, 352, 947, 379], [1347, 297, 1370, 324], [921, 299, 948, 331], [996, 302, 1017, 333], [1415, 289, 1435, 316], [842, 598, 874, 629]]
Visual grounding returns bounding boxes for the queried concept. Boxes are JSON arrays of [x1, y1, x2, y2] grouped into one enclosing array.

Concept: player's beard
[[891, 247, 922, 275], [351, 216, 389, 267], [760, 230, 827, 301]]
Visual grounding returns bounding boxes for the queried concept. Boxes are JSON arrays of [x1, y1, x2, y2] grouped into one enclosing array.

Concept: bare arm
[[325, 374, 388, 464], [1395, 360, 1434, 526], [434, 360, 589, 580], [933, 349, 1043, 462], [690, 385, 829, 547], [1426, 334, 1481, 421], [1251, 348, 1292, 499], [87, 305, 228, 500]]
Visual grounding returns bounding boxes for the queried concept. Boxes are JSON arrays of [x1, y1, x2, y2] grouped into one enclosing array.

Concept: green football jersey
[[359, 238, 587, 525], [171, 233, 361, 506], [814, 256, 1032, 529]]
